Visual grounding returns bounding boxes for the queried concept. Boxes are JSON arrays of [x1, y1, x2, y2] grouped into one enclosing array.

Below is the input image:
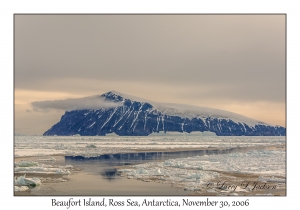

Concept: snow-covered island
[[43, 91, 285, 136]]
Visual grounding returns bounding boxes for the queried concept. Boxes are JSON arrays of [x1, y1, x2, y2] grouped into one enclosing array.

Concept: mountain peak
[[101, 91, 125, 102], [102, 91, 151, 103]]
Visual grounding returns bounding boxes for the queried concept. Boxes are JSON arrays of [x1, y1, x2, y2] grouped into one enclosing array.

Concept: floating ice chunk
[[258, 176, 286, 183], [14, 186, 29, 191], [136, 168, 148, 174], [86, 144, 97, 148], [207, 189, 216, 193], [15, 174, 41, 186], [15, 166, 47, 173], [55, 169, 70, 175], [189, 173, 201, 179], [59, 165, 73, 169], [163, 160, 172, 166], [184, 186, 195, 191], [173, 162, 187, 168], [15, 160, 38, 167], [196, 166, 203, 170], [118, 169, 132, 173], [15, 166, 71, 174], [155, 168, 162, 174]]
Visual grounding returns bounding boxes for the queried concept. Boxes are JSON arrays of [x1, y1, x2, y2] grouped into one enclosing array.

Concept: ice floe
[[14, 154, 75, 193], [258, 176, 286, 183], [15, 166, 71, 174], [14, 186, 29, 191], [86, 144, 97, 148], [15, 160, 39, 167], [14, 160, 73, 175], [14, 174, 41, 186]]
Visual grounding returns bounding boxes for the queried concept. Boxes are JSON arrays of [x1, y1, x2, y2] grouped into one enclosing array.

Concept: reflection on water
[[100, 169, 118, 181], [65, 147, 256, 180], [66, 147, 253, 162]]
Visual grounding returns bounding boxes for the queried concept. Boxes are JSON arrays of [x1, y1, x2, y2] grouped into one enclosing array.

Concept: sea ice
[[14, 136, 285, 158], [86, 144, 97, 148], [15, 160, 73, 175], [15, 160, 38, 167], [15, 166, 70, 174], [14, 174, 41, 186], [258, 176, 286, 183], [118, 149, 285, 193], [14, 186, 29, 191]]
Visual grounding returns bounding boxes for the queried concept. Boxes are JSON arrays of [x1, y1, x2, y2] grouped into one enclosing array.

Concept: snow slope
[[106, 91, 269, 127]]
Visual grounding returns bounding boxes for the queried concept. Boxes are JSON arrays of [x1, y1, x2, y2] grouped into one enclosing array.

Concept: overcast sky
[[14, 14, 286, 135]]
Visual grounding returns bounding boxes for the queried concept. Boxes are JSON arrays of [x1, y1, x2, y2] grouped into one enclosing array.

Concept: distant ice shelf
[[14, 136, 285, 158], [149, 131, 217, 136]]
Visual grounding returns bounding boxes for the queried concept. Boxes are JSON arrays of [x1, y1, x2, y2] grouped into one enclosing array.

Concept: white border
[[2, 0, 298, 209]]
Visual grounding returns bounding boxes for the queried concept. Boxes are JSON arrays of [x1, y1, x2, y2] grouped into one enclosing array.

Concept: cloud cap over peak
[[31, 95, 119, 112]]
